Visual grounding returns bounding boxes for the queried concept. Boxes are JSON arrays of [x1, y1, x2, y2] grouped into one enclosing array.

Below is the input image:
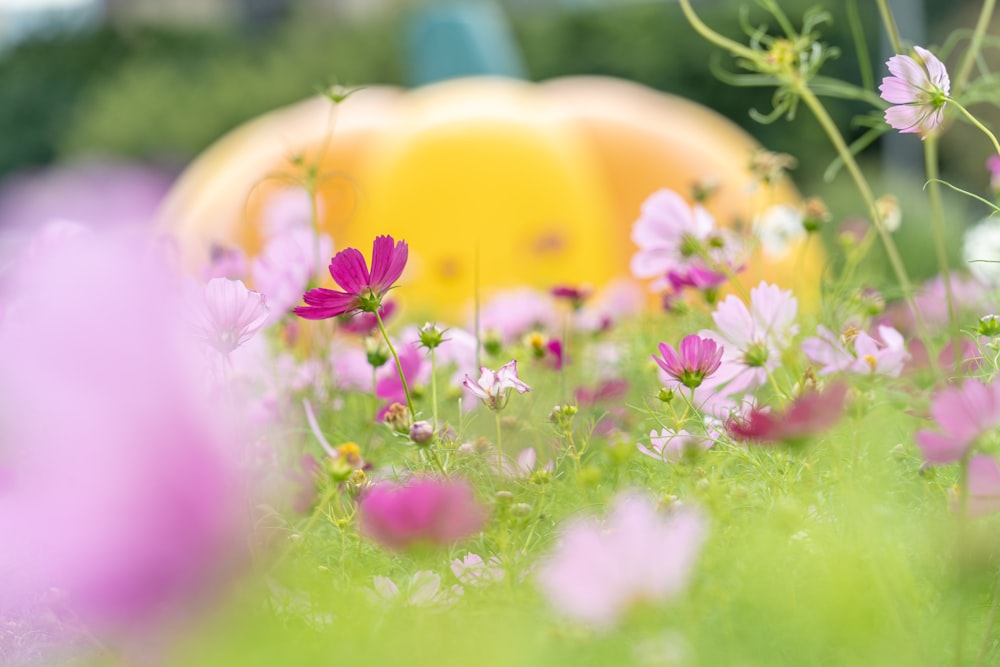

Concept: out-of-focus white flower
[[754, 204, 805, 257], [963, 217, 1000, 285]]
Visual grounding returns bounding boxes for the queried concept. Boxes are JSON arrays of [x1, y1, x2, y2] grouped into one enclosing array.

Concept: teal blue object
[[405, 2, 527, 86]]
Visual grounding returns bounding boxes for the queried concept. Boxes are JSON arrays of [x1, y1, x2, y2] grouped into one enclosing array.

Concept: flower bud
[[365, 336, 390, 368], [658, 387, 675, 403], [511, 503, 532, 517], [418, 322, 446, 350], [384, 403, 412, 434], [978, 314, 1000, 338], [875, 194, 901, 233], [409, 420, 435, 446], [801, 196, 831, 233], [495, 490, 514, 505]]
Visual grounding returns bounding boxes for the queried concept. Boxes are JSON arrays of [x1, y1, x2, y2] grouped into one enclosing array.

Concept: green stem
[[495, 409, 504, 483], [875, 0, 904, 55], [430, 347, 439, 430], [676, 0, 758, 62], [797, 86, 930, 340], [923, 137, 959, 369], [949, 99, 1000, 156], [953, 0, 997, 98], [375, 310, 415, 417]]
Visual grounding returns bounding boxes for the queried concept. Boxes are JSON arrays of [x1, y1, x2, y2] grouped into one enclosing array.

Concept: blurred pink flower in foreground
[[879, 46, 950, 138], [727, 383, 848, 444], [915, 379, 1000, 465], [358, 477, 486, 551], [536, 493, 706, 629], [295, 235, 408, 320], [967, 455, 1000, 518], [0, 227, 244, 658]]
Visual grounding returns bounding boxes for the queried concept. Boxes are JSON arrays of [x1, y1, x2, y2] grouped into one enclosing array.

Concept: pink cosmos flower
[[638, 428, 713, 463], [462, 359, 531, 411], [727, 383, 848, 444], [535, 493, 707, 628], [357, 477, 486, 551], [202, 244, 248, 281], [191, 278, 270, 357], [801, 325, 908, 377], [339, 301, 396, 335], [252, 224, 333, 323], [966, 455, 1000, 518], [451, 553, 505, 586], [630, 189, 719, 282], [575, 279, 644, 333], [476, 288, 558, 343], [915, 379, 1000, 465], [653, 335, 724, 390], [372, 571, 462, 607], [696, 282, 798, 397], [295, 235, 408, 320], [989, 155, 1000, 195], [879, 46, 950, 138], [0, 227, 244, 656]]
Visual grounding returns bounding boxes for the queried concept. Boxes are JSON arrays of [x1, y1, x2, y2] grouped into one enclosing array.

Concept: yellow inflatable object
[[157, 76, 820, 317]]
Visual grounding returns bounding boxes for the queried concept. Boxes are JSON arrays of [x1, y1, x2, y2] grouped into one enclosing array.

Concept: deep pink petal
[[329, 247, 370, 294], [295, 287, 357, 320], [368, 236, 408, 294], [915, 430, 968, 465]]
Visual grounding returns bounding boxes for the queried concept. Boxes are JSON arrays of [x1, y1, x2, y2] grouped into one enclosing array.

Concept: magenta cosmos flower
[[462, 359, 531, 411], [653, 334, 724, 390], [727, 383, 848, 444], [915, 379, 1000, 465], [535, 492, 707, 629], [358, 477, 487, 551], [294, 235, 408, 320], [879, 46, 950, 138]]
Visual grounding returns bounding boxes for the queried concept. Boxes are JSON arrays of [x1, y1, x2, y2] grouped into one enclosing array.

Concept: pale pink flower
[[653, 334, 724, 390], [372, 571, 462, 607], [252, 224, 332, 322], [630, 189, 719, 281], [915, 379, 1000, 465], [476, 288, 558, 343], [462, 359, 531, 411], [202, 244, 248, 281], [358, 477, 486, 551], [696, 282, 798, 397], [575, 279, 644, 332], [536, 493, 707, 628], [967, 455, 1000, 518], [879, 46, 950, 138], [451, 553, 505, 587], [801, 325, 908, 377], [296, 235, 408, 320], [638, 429, 713, 463], [192, 278, 270, 356]]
